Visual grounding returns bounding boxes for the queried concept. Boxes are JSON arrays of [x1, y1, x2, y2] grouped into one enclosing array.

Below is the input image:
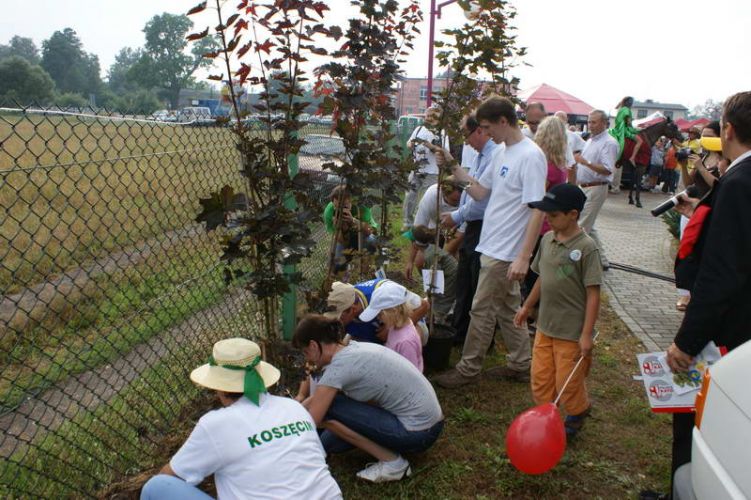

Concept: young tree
[[41, 28, 102, 97], [0, 36, 41, 64], [130, 13, 218, 109], [191, 0, 335, 339], [0, 56, 55, 104]]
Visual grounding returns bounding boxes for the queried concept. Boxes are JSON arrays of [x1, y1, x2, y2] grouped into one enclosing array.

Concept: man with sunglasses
[[440, 113, 497, 344], [521, 101, 546, 140]]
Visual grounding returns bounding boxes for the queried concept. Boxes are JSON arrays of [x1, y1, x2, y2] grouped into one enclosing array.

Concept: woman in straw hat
[[293, 315, 444, 483], [141, 338, 341, 500]]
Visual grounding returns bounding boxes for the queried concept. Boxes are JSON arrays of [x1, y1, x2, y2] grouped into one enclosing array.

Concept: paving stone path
[[596, 190, 683, 351]]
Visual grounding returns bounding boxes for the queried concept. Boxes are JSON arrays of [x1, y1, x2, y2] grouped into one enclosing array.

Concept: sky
[[1, 0, 748, 112]]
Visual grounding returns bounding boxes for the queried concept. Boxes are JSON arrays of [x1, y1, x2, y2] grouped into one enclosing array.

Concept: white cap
[[359, 281, 423, 323]]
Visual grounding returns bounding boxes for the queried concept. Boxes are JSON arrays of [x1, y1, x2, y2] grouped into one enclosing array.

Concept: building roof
[[516, 83, 594, 117], [633, 99, 688, 111]]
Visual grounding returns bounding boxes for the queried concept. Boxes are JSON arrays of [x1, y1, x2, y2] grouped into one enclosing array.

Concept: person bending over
[[141, 338, 341, 500], [294, 315, 444, 483]]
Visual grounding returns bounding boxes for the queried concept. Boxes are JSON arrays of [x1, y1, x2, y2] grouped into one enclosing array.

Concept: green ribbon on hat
[[209, 355, 266, 406]]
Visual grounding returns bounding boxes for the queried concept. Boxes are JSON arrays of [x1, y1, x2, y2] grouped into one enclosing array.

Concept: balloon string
[[553, 329, 600, 407]]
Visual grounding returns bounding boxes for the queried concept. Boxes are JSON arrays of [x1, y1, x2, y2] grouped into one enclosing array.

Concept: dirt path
[[0, 286, 254, 459]]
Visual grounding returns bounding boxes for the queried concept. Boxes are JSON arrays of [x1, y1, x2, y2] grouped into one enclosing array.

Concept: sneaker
[[485, 366, 531, 383], [433, 368, 479, 389], [356, 459, 411, 483]]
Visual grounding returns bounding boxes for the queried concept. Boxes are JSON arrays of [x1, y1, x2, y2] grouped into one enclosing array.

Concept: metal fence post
[[282, 139, 299, 341]]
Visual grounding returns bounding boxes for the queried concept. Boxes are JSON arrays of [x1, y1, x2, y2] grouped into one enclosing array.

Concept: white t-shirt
[[414, 183, 459, 230], [170, 395, 341, 500], [475, 137, 547, 261], [409, 126, 450, 175]]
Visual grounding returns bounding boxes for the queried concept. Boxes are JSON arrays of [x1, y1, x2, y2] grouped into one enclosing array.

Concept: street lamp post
[[426, 0, 459, 108]]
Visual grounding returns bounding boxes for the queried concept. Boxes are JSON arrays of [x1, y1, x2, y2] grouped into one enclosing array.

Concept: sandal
[[564, 407, 591, 438]]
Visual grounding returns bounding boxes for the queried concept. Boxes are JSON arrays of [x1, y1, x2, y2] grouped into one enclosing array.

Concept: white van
[[680, 339, 751, 499]]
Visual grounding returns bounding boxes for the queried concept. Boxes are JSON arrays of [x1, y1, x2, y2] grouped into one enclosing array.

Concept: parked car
[[149, 109, 178, 122], [682, 339, 751, 498], [298, 134, 345, 187], [176, 106, 213, 125]]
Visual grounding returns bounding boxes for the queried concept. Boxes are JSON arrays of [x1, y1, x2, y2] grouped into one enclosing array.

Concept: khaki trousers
[[456, 255, 531, 376], [578, 184, 608, 266], [531, 331, 591, 416]]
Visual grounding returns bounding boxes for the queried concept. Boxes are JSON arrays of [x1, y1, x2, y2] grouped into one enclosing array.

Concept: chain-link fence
[[0, 105, 345, 498]]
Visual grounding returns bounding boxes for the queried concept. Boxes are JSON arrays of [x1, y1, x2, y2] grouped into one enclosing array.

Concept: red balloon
[[505, 403, 567, 474]]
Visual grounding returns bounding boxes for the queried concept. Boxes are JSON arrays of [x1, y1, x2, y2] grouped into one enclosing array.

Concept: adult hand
[[574, 152, 586, 165], [666, 342, 694, 373], [579, 334, 594, 358], [513, 306, 529, 328], [675, 193, 700, 218], [440, 212, 457, 229], [507, 256, 530, 282], [405, 262, 414, 281], [435, 147, 455, 168]]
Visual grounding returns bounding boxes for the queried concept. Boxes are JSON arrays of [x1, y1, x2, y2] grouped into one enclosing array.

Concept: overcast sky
[[2, 0, 748, 111]]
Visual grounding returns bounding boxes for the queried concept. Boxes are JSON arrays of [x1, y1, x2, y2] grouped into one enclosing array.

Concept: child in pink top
[[358, 281, 424, 371]]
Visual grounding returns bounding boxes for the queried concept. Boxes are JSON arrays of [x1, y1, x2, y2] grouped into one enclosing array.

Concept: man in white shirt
[[574, 110, 619, 268], [402, 106, 450, 230], [405, 177, 462, 280], [432, 96, 547, 388], [140, 338, 341, 500], [521, 101, 546, 140]]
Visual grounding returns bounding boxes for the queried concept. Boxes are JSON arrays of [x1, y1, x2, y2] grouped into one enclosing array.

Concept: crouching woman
[[293, 315, 444, 483]]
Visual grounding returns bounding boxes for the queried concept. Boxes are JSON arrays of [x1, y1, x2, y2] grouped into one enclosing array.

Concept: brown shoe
[[433, 368, 479, 389], [486, 366, 530, 383]]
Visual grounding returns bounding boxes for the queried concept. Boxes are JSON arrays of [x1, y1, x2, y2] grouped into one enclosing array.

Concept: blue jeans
[[141, 475, 213, 500], [320, 394, 444, 454]]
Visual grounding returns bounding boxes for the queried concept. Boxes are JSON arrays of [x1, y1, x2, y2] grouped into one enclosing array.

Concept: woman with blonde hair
[[522, 116, 571, 301]]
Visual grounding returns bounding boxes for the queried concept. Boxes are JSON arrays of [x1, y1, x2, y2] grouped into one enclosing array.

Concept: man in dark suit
[[665, 91, 751, 499]]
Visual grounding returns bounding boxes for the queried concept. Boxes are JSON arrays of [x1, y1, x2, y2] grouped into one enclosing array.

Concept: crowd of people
[[138, 91, 751, 499]]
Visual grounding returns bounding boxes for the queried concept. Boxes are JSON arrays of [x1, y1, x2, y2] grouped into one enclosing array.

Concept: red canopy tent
[[516, 83, 595, 119], [674, 117, 711, 132]]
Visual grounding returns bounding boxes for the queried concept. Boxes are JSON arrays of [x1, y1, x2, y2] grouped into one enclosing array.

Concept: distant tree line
[[0, 13, 218, 114]]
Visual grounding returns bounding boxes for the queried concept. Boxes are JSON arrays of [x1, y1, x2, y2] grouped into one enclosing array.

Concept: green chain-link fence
[[0, 105, 347, 498]]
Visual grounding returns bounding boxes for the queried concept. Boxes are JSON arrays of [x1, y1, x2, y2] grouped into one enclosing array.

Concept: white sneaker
[[356, 459, 412, 482]]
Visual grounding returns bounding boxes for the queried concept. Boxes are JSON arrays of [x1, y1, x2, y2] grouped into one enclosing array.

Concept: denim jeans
[[141, 475, 213, 500], [320, 394, 444, 454]]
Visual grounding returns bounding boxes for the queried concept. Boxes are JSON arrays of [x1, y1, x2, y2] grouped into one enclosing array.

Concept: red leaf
[[208, 74, 224, 81], [227, 36, 241, 52], [202, 50, 220, 59], [257, 39, 273, 54], [187, 1, 207, 15], [246, 4, 257, 16], [226, 13, 240, 27], [234, 19, 248, 37], [235, 64, 251, 84], [186, 27, 210, 41], [237, 0, 248, 8], [312, 2, 330, 17], [236, 42, 252, 59]]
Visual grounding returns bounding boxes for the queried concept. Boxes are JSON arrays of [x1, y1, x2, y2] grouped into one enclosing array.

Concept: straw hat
[[190, 338, 280, 404], [323, 281, 357, 319]]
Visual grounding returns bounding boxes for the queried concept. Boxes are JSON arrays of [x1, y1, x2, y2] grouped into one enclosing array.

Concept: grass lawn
[[98, 296, 672, 499], [98, 213, 673, 499]]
